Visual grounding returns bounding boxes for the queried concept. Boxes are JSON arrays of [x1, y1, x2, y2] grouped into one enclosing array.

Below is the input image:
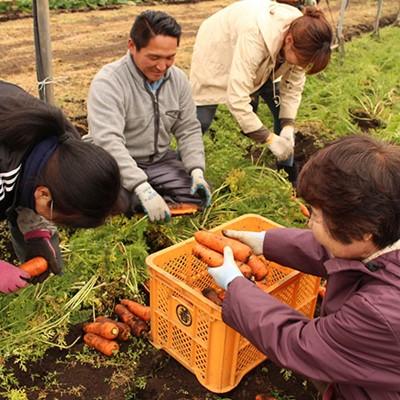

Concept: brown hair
[[289, 6, 333, 74], [297, 135, 400, 248]]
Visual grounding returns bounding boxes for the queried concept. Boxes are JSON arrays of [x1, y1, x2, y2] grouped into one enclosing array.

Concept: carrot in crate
[[247, 255, 269, 281], [83, 333, 119, 356], [194, 231, 252, 262], [95, 317, 131, 341], [19, 257, 48, 277], [192, 243, 224, 267], [83, 321, 119, 340], [237, 262, 253, 279], [120, 299, 151, 322], [202, 287, 222, 306]]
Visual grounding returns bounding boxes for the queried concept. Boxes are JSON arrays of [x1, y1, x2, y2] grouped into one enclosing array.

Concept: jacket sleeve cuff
[[244, 126, 270, 143]]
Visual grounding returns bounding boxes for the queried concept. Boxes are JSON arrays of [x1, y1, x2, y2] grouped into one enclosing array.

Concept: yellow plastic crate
[[146, 214, 320, 393]]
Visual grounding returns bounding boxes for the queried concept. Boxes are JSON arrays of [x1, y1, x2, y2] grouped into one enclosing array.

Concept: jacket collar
[[324, 240, 400, 282], [125, 51, 171, 86]]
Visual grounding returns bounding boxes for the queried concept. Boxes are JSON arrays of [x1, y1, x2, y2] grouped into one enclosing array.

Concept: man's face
[[128, 35, 177, 82]]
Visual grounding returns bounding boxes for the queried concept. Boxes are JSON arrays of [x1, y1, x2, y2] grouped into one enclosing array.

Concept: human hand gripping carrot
[[0, 260, 30, 293], [222, 230, 266, 255], [207, 247, 244, 290]]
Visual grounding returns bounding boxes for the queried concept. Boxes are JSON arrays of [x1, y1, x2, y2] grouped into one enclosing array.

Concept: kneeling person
[[85, 10, 211, 222]]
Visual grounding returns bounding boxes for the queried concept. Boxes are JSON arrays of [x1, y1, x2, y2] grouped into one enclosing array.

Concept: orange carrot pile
[[83, 297, 151, 356], [192, 230, 270, 290], [19, 257, 48, 277]]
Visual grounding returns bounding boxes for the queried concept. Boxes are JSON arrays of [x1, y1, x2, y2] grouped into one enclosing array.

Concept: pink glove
[[0, 260, 30, 294]]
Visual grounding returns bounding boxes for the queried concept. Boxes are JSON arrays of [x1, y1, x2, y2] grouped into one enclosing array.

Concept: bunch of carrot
[[83, 299, 151, 356], [192, 230, 270, 282]]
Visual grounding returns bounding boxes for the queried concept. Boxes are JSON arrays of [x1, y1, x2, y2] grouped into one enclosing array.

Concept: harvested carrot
[[120, 299, 151, 322], [83, 321, 119, 340], [299, 203, 311, 218], [247, 255, 269, 281], [192, 243, 224, 267], [129, 317, 150, 337], [238, 263, 253, 279], [255, 394, 276, 400], [83, 333, 119, 356], [202, 287, 222, 306], [19, 257, 48, 277], [194, 231, 252, 262], [217, 290, 225, 301], [169, 203, 200, 216], [95, 317, 131, 341], [114, 304, 135, 324]]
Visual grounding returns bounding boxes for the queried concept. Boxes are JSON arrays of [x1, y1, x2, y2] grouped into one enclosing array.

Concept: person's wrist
[[265, 132, 276, 145], [191, 168, 204, 180], [134, 182, 152, 196], [24, 229, 52, 241]]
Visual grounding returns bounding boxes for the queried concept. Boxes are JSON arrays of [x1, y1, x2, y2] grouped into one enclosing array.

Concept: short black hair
[[130, 10, 181, 51]]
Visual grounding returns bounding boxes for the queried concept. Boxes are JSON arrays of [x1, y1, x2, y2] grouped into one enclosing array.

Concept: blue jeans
[[196, 79, 294, 167]]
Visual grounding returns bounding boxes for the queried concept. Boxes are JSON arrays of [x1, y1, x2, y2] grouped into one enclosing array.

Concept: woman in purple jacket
[[208, 135, 400, 399]]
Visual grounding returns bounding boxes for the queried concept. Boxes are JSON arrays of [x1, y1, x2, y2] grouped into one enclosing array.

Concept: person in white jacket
[[190, 0, 332, 182]]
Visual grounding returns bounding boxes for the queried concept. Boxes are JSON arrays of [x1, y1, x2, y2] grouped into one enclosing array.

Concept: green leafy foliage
[[299, 27, 400, 144]]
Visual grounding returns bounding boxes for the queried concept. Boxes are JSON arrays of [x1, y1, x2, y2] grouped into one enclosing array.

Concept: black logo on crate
[[176, 305, 192, 327]]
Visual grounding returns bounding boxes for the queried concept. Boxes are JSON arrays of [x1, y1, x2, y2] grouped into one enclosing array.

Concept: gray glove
[[134, 182, 171, 222], [222, 230, 266, 255], [190, 168, 212, 207]]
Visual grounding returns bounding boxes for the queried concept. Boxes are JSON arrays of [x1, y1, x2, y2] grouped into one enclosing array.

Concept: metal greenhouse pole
[[336, 0, 349, 60], [32, 0, 55, 104]]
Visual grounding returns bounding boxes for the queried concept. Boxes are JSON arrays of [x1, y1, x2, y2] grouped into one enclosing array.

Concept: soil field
[[0, 1, 399, 399], [0, 0, 398, 125]]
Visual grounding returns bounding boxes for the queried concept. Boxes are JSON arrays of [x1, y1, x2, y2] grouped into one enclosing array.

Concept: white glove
[[190, 168, 212, 207], [207, 247, 244, 290], [222, 229, 266, 255], [266, 133, 294, 162], [280, 125, 295, 148], [134, 182, 171, 222]]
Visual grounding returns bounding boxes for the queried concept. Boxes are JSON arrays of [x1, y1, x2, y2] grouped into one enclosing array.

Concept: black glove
[[24, 229, 63, 284]]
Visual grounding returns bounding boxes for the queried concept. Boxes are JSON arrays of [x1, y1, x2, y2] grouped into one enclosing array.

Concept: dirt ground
[[0, 0, 398, 123], [0, 1, 399, 399]]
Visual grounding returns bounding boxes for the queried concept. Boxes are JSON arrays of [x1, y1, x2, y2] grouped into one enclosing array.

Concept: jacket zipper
[[143, 79, 168, 162]]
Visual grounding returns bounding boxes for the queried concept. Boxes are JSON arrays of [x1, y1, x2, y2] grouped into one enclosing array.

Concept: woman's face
[[307, 206, 378, 260], [282, 33, 308, 69]]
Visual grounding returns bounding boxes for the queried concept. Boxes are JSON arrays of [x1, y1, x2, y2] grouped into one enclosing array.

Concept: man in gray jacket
[[85, 10, 211, 222]]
